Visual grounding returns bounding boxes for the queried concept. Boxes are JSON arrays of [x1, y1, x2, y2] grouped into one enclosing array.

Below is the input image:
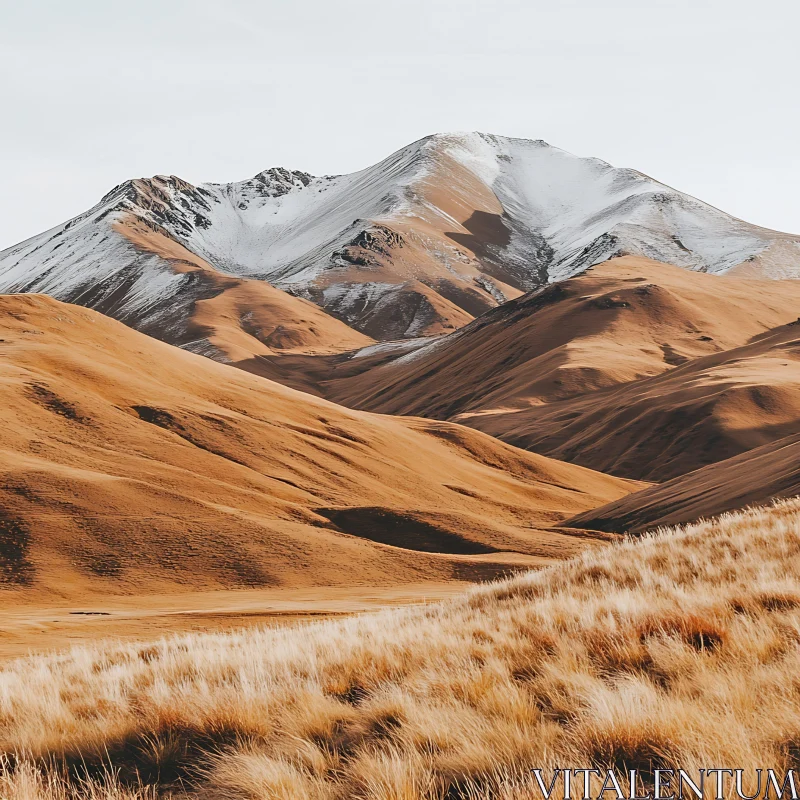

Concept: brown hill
[[565, 433, 800, 533], [0, 294, 639, 600], [323, 258, 800, 418], [468, 316, 800, 481], [312, 259, 800, 483]]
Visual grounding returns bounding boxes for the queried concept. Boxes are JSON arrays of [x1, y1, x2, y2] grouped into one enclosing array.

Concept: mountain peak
[[2, 134, 799, 362]]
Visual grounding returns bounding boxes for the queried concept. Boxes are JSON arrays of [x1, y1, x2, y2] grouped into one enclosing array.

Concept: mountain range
[[1, 132, 799, 605], [2, 133, 799, 363]]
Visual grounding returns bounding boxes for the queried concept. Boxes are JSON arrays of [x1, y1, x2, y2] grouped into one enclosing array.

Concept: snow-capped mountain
[[1, 132, 798, 349]]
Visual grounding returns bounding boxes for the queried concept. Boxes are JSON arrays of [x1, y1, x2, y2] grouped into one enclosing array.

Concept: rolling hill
[[0, 293, 640, 599], [323, 257, 800, 412], [312, 259, 800, 482], [566, 431, 800, 532], [481, 315, 800, 481]]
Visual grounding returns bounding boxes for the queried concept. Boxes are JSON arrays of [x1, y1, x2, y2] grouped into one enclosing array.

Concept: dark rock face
[[250, 167, 313, 198], [332, 224, 406, 268]]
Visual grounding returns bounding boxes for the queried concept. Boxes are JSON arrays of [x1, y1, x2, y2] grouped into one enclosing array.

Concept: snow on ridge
[[430, 132, 504, 186], [392, 330, 456, 365], [6, 132, 783, 291], [349, 337, 435, 361], [1, 131, 797, 350], [478, 136, 776, 279]]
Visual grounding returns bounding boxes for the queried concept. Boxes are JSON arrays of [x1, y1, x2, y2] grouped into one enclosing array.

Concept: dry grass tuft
[[2, 499, 800, 798]]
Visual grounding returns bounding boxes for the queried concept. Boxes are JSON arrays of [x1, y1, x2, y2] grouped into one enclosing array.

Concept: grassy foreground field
[[2, 500, 800, 799]]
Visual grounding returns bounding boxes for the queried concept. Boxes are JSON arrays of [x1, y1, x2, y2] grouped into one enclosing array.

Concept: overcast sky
[[1, 0, 798, 248]]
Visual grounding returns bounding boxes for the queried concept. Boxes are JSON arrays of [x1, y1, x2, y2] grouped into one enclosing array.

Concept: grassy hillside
[[2, 500, 800, 798]]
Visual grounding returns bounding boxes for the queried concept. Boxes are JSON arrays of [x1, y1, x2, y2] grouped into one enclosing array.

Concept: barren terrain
[[567, 431, 800, 533]]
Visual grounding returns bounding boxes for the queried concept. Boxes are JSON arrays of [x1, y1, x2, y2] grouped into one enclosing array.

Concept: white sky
[[1, 0, 798, 249]]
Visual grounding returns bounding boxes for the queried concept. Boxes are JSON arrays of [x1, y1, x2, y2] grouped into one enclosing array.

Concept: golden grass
[[2, 500, 800, 798]]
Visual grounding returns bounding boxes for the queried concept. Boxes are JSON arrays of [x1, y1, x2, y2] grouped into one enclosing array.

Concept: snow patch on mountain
[[429, 133, 776, 281], [1, 132, 797, 351]]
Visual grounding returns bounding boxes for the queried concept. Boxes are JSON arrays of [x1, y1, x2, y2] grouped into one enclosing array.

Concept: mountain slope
[[315, 260, 800, 480], [324, 257, 800, 417], [566, 433, 800, 533], [0, 293, 640, 598], [2, 134, 798, 353], [468, 312, 800, 482], [120, 216, 374, 363]]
